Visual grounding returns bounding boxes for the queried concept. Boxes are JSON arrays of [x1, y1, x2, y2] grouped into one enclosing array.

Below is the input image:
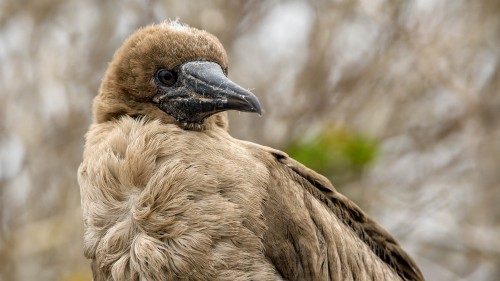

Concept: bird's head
[[94, 21, 262, 130]]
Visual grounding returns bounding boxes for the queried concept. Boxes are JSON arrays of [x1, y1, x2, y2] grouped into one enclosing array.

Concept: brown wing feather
[[271, 150, 424, 281]]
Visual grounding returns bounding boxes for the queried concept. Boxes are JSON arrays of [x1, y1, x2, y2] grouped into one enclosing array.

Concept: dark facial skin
[[152, 61, 262, 125]]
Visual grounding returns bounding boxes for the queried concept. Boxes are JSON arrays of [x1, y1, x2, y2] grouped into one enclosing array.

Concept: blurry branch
[[0, 0, 63, 25], [8, 208, 82, 260]]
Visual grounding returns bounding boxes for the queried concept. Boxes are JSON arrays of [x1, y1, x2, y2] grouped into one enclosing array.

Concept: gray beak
[[153, 61, 262, 124]]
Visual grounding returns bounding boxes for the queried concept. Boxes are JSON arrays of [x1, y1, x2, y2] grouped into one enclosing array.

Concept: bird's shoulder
[[242, 142, 424, 281]]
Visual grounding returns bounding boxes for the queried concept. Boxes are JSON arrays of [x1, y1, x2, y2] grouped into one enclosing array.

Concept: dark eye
[[156, 69, 177, 86]]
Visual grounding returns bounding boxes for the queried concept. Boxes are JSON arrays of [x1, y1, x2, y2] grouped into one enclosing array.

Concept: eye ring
[[155, 69, 177, 86]]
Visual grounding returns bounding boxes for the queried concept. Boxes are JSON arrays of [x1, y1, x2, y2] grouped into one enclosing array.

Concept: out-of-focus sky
[[0, 1, 499, 280]]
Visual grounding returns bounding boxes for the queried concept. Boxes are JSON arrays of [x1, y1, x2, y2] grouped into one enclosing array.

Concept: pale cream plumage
[[78, 21, 424, 281]]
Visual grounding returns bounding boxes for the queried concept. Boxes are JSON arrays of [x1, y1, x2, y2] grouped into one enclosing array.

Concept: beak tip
[[255, 105, 263, 115], [247, 95, 263, 115]]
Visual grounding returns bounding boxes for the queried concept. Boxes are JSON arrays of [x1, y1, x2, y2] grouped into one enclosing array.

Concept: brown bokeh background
[[0, 1, 499, 280]]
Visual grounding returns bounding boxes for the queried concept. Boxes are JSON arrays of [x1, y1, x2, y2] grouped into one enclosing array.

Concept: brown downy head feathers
[[94, 21, 252, 129]]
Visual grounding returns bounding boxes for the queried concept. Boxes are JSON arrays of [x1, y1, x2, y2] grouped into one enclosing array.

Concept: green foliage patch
[[286, 127, 378, 186]]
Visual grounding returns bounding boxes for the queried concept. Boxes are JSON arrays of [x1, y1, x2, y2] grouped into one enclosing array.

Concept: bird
[[78, 20, 424, 281]]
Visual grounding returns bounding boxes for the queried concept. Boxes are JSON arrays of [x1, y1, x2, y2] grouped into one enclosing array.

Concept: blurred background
[[0, 0, 499, 280]]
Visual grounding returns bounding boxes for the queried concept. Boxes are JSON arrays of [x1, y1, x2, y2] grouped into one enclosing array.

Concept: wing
[[259, 148, 424, 281]]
